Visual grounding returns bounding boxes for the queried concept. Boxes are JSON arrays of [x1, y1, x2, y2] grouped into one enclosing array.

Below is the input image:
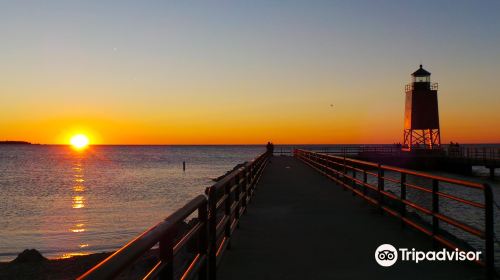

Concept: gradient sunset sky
[[1, 1, 499, 144]]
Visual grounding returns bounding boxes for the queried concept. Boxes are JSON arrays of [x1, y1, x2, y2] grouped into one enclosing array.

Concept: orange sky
[[2, 85, 498, 145]]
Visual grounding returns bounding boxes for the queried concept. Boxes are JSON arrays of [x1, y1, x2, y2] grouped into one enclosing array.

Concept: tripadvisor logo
[[375, 244, 398, 267], [374, 244, 482, 267]]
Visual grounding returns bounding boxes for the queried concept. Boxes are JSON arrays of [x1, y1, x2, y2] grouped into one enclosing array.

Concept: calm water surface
[[0, 145, 263, 261]]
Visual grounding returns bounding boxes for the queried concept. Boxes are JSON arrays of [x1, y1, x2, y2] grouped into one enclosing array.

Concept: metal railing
[[205, 151, 269, 279], [447, 147, 500, 162], [272, 145, 406, 156], [78, 151, 270, 280], [405, 82, 438, 92], [321, 145, 405, 156], [295, 149, 494, 279], [273, 147, 295, 156], [274, 145, 500, 162]]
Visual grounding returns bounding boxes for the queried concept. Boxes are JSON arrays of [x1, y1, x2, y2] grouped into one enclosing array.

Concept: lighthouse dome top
[[412, 64, 431, 77]]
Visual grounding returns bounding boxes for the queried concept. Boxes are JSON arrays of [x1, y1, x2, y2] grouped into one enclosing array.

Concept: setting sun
[[70, 134, 89, 150]]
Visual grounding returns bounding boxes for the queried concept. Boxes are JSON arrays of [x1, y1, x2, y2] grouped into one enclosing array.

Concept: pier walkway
[[217, 156, 481, 280]]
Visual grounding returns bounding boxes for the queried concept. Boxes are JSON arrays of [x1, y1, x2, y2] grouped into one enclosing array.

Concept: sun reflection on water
[[67, 157, 90, 258], [60, 252, 90, 259], [70, 223, 86, 233], [73, 185, 85, 192], [72, 196, 85, 209]]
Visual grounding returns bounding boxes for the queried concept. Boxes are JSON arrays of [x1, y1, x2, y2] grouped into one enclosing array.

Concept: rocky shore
[[0, 220, 199, 279], [0, 248, 164, 280]]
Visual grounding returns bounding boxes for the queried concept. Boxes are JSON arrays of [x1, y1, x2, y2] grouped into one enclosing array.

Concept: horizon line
[[5, 142, 500, 146]]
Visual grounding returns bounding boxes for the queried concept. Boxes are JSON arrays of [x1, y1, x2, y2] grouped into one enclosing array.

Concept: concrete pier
[[217, 156, 482, 280]]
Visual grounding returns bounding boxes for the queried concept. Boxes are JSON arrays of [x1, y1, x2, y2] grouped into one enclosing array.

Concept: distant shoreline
[[0, 141, 32, 145]]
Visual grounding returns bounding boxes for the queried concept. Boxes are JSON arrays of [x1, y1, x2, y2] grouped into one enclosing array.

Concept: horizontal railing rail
[[78, 151, 270, 280], [294, 149, 494, 280], [405, 83, 438, 92]]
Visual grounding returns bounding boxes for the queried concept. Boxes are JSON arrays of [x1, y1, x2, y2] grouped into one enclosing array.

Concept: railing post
[[377, 164, 384, 212], [225, 180, 232, 249], [235, 173, 241, 228], [342, 156, 347, 191], [351, 167, 356, 196], [159, 230, 174, 280], [400, 173, 407, 228], [207, 187, 217, 280], [198, 200, 208, 280], [363, 170, 367, 196], [323, 155, 327, 173], [432, 179, 439, 247], [241, 167, 248, 213], [326, 156, 332, 178], [484, 183, 495, 280], [248, 164, 255, 198]]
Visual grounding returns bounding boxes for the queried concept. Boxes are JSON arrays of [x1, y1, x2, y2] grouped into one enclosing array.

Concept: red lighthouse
[[403, 65, 441, 151]]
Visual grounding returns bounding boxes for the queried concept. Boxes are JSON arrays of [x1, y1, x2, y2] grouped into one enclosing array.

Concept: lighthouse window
[[415, 76, 430, 83]]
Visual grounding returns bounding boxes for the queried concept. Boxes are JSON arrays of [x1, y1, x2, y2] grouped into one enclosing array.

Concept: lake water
[[0, 145, 264, 261], [0, 144, 499, 264]]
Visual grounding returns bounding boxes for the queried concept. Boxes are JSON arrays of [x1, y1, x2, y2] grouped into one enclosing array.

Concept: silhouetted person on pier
[[448, 141, 461, 156], [266, 142, 274, 155]]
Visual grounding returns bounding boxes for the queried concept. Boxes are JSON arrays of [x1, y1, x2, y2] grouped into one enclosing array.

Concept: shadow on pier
[[217, 156, 482, 280]]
